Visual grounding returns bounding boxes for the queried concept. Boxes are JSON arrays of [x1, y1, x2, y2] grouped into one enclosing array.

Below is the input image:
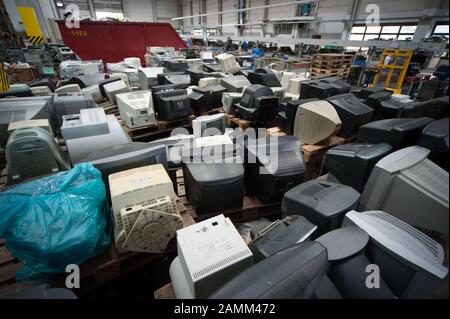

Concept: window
[[432, 22, 449, 40], [350, 24, 417, 41], [275, 24, 294, 35], [206, 28, 218, 36], [193, 28, 203, 36], [96, 11, 124, 20]]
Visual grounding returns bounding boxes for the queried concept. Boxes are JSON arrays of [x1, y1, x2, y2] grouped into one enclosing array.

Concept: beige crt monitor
[[109, 164, 177, 247], [360, 146, 449, 234], [293, 100, 342, 145]]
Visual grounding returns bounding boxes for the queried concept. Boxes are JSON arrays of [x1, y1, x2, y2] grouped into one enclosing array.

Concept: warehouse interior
[[0, 0, 449, 300]]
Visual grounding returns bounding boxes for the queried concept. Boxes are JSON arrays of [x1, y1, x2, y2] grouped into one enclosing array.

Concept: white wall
[[122, 0, 179, 24]]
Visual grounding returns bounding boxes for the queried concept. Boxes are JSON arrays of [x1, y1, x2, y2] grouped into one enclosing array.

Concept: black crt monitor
[[324, 143, 394, 190], [203, 84, 227, 108], [77, 142, 168, 196], [249, 215, 318, 262], [30, 78, 57, 92], [358, 117, 434, 149], [320, 77, 351, 95], [359, 87, 388, 100], [326, 93, 374, 137], [185, 69, 207, 85], [164, 60, 189, 72], [235, 85, 278, 123], [281, 180, 361, 235], [245, 135, 305, 203], [300, 80, 337, 99], [210, 242, 328, 299], [376, 98, 412, 120], [98, 77, 122, 98], [183, 162, 244, 214], [247, 69, 282, 87], [190, 87, 214, 116], [158, 92, 193, 121], [277, 98, 320, 135], [418, 118, 449, 171], [0, 84, 32, 98], [152, 88, 188, 119], [365, 91, 393, 117], [400, 96, 449, 120]]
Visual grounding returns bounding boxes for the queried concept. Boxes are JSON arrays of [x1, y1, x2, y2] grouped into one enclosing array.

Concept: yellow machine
[[0, 62, 10, 92], [17, 7, 45, 45], [372, 49, 413, 94]]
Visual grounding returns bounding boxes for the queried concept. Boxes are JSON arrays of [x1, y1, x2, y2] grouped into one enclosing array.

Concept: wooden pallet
[[98, 101, 119, 116], [266, 126, 288, 137], [119, 119, 159, 139], [200, 107, 225, 116], [157, 115, 195, 131], [310, 67, 350, 76], [226, 115, 277, 131], [176, 169, 281, 224]]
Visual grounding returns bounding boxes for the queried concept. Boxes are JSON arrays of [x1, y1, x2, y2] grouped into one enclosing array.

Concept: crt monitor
[[357, 117, 434, 149], [247, 69, 282, 87], [281, 180, 361, 235], [210, 242, 328, 299], [189, 88, 214, 116], [234, 85, 278, 123], [249, 215, 318, 262], [192, 113, 226, 138], [418, 118, 449, 170], [300, 80, 338, 99], [326, 93, 374, 137], [0, 96, 51, 147], [98, 77, 122, 98], [0, 84, 32, 98], [185, 69, 207, 86], [360, 146, 449, 234], [158, 92, 193, 121], [277, 98, 320, 135], [324, 143, 393, 190], [78, 143, 168, 195], [293, 100, 342, 145], [163, 74, 191, 86], [400, 96, 449, 120], [343, 210, 448, 298], [220, 75, 251, 93], [245, 135, 305, 203]]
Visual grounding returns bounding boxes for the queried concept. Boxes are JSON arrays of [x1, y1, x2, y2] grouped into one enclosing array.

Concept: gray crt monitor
[[343, 210, 448, 298], [360, 146, 449, 234], [210, 242, 328, 299]]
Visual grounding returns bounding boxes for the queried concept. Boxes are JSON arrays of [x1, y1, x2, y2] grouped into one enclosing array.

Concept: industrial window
[[275, 24, 294, 35], [350, 24, 417, 41], [193, 28, 203, 36], [206, 28, 218, 36], [432, 22, 449, 39]]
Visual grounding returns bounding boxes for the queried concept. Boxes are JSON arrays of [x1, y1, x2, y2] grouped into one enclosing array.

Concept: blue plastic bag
[[0, 163, 111, 283]]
